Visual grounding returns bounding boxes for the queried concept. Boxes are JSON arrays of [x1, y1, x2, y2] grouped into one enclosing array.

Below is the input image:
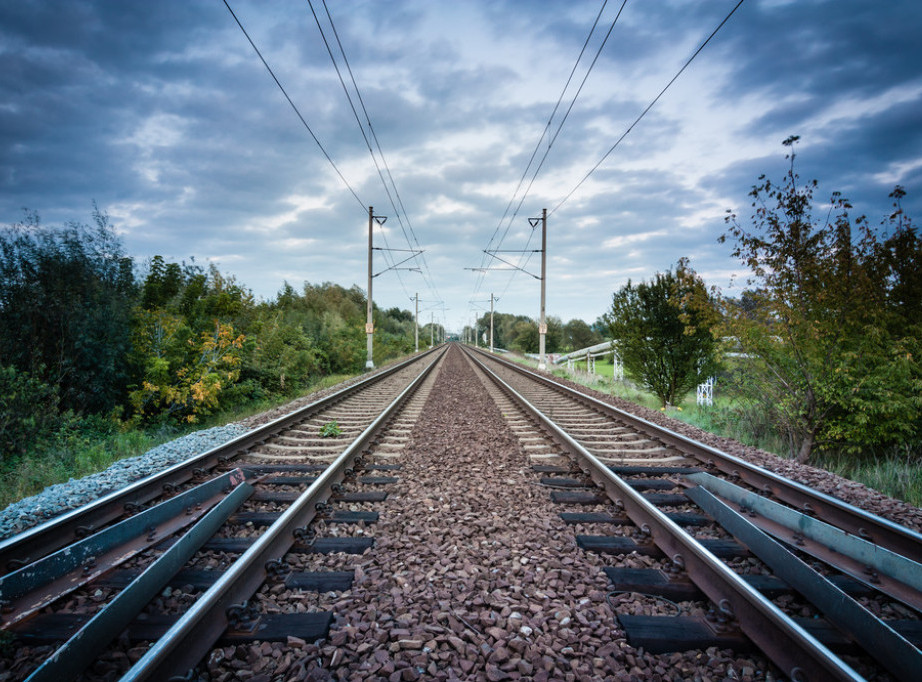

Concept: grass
[[813, 449, 922, 507], [0, 428, 167, 510], [511, 352, 922, 507], [0, 372, 354, 511]]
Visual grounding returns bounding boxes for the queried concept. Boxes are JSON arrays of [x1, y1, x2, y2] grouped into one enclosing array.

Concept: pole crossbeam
[[482, 251, 541, 279]]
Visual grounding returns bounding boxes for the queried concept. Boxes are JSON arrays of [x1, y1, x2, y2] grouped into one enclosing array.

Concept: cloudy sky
[[2, 0, 921, 332]]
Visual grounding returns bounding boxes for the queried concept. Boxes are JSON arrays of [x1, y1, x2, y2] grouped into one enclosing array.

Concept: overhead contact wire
[[316, 0, 443, 309], [304, 0, 414, 298], [474, 0, 611, 298], [222, 0, 365, 211], [551, 0, 747, 216], [479, 0, 627, 303]]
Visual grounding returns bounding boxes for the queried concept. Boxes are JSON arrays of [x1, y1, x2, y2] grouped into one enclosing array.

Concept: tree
[[720, 138, 921, 462], [604, 261, 720, 408], [510, 320, 539, 353], [563, 318, 602, 351], [0, 365, 63, 462], [0, 208, 135, 414], [140, 255, 183, 309], [129, 313, 245, 423]]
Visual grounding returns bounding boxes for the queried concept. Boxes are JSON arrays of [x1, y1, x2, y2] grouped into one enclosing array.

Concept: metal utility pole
[[363, 207, 389, 369], [413, 293, 419, 353], [538, 208, 547, 370], [490, 293, 496, 353], [430, 312, 434, 347], [365, 206, 374, 370]]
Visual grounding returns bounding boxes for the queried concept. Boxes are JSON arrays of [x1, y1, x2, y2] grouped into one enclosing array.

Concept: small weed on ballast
[[319, 420, 342, 438]]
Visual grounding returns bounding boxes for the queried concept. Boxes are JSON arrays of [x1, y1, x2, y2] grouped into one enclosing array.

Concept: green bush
[[0, 365, 65, 462]]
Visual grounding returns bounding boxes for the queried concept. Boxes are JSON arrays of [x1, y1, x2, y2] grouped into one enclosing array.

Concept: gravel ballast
[[0, 423, 250, 541], [289, 348, 770, 681]]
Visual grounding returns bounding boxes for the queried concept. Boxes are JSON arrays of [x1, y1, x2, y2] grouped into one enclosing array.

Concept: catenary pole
[[490, 293, 496, 353], [365, 206, 374, 369], [538, 208, 547, 369]]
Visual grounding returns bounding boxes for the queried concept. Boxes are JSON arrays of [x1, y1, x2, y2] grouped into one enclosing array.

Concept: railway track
[[464, 345, 922, 681], [0, 347, 445, 681], [1, 342, 920, 680]]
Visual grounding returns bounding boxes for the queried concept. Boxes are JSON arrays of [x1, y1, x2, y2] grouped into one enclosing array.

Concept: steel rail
[[0, 469, 248, 628], [25, 478, 253, 682], [686, 485, 922, 682], [463, 346, 864, 681], [120, 346, 446, 681], [0, 348, 440, 574], [468, 346, 922, 565]]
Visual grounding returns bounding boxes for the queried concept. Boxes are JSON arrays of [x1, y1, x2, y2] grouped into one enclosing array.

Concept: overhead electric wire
[[550, 0, 747, 216], [481, 0, 610, 259], [304, 0, 411, 296], [222, 0, 365, 211], [321, 1, 421, 250], [474, 0, 626, 303], [506, 0, 627, 222], [472, 0, 746, 328], [489, 0, 628, 299], [310, 0, 444, 309], [474, 0, 611, 299]]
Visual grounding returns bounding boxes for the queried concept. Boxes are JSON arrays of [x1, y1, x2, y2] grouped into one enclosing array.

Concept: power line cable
[[322, 2, 420, 248], [222, 0, 366, 211], [311, 0, 444, 308], [550, 0, 747, 216], [489, 0, 627, 299], [475, 0, 611, 298], [474, 0, 624, 300], [304, 0, 413, 298], [482, 0, 610, 258], [509, 0, 627, 219]]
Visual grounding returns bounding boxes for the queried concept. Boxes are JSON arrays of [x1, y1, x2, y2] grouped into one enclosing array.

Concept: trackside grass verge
[[0, 373, 353, 511]]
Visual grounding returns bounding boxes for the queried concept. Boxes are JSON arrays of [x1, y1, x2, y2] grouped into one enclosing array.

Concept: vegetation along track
[[0, 346, 445, 680], [2, 342, 921, 680]]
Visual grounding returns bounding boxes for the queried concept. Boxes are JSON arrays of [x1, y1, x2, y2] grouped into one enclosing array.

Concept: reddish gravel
[[291, 347, 769, 681]]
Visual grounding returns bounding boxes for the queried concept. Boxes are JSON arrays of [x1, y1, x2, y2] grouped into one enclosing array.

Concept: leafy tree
[[720, 138, 921, 462], [510, 320, 539, 353], [140, 255, 183, 309], [866, 187, 922, 335], [471, 311, 539, 351], [129, 315, 245, 423], [130, 258, 257, 422], [505, 316, 562, 354], [0, 365, 63, 462], [563, 318, 602, 351], [244, 311, 322, 395], [0, 208, 135, 414], [604, 260, 720, 408], [545, 316, 563, 353]]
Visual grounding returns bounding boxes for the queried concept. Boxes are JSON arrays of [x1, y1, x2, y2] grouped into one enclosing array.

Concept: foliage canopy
[[604, 260, 720, 408], [720, 137, 922, 463], [0, 209, 420, 440]]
